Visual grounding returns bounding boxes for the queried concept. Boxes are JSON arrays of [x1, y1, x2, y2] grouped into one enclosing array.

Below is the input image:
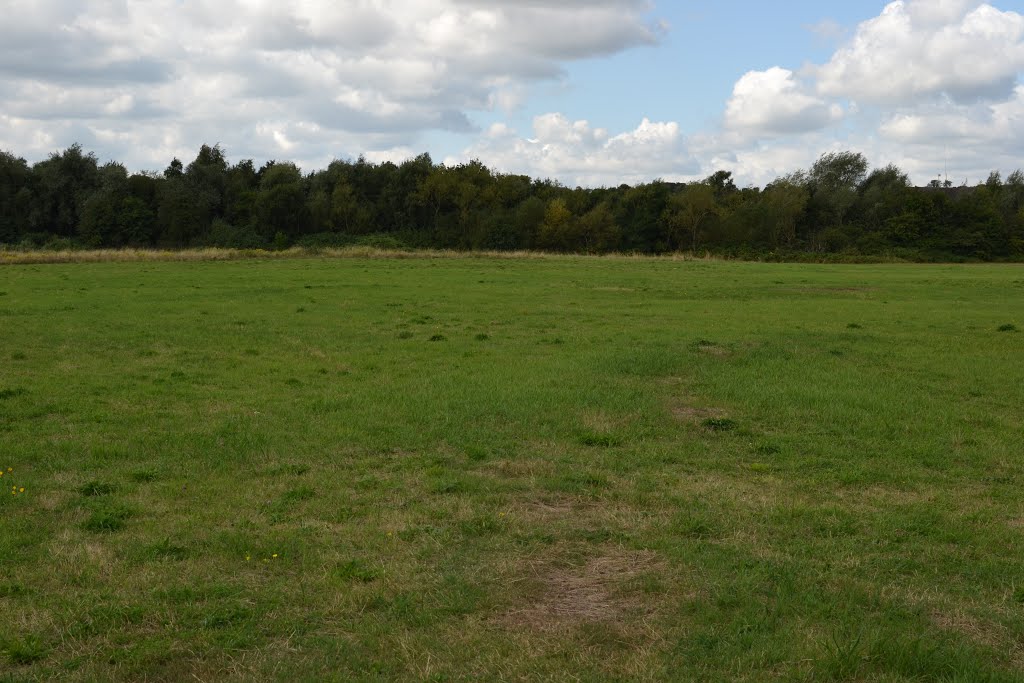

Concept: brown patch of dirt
[[506, 494, 655, 532], [513, 496, 581, 520], [670, 404, 727, 424], [495, 550, 661, 632], [696, 344, 731, 357]]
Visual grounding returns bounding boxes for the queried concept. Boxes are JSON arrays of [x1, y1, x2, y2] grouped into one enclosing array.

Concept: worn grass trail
[[1, 256, 1023, 681]]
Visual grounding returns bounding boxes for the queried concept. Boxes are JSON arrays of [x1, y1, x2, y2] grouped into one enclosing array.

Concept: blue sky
[[3, 1, 1024, 187], [495, 2, 872, 134]]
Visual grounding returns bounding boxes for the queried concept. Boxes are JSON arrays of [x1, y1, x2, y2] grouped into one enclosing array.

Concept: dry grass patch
[[930, 608, 1024, 668], [579, 409, 636, 433], [0, 246, 734, 267], [696, 343, 732, 358], [670, 404, 728, 424], [494, 549, 663, 633], [783, 286, 877, 295], [506, 494, 656, 534]]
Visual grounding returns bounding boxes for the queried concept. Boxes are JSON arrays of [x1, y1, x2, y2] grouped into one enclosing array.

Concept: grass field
[[1, 254, 1023, 681]]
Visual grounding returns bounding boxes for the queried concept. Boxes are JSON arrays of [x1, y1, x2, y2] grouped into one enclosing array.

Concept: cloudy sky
[[3, 0, 1024, 187]]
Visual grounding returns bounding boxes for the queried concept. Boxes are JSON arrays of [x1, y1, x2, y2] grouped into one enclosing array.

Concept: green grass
[[1, 254, 1023, 681]]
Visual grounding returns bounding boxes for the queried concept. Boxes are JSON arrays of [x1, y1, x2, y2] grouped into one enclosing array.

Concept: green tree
[[664, 183, 719, 251], [30, 144, 100, 237], [512, 196, 546, 249], [255, 163, 308, 241], [536, 198, 577, 251], [578, 201, 621, 253], [760, 179, 808, 248], [78, 162, 128, 246], [806, 152, 868, 246], [331, 179, 372, 234], [0, 151, 32, 243]]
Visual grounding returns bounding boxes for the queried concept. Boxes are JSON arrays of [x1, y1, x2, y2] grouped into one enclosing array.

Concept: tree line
[[1, 144, 1023, 260]]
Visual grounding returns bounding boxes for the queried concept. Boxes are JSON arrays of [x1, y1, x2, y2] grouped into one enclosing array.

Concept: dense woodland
[[1, 144, 1023, 260]]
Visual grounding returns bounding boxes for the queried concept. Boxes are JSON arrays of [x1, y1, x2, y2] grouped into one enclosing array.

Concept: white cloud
[[724, 67, 843, 136], [5, 0, 1024, 189], [816, 0, 1024, 104], [876, 86, 1024, 174], [0, 0, 661, 168], [452, 113, 700, 187], [703, 0, 1024, 187]]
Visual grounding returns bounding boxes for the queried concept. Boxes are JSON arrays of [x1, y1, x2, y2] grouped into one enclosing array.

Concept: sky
[[3, 0, 1024, 187]]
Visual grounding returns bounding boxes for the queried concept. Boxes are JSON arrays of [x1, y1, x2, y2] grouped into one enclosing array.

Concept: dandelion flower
[[19, 488, 24, 493], [272, 553, 278, 559]]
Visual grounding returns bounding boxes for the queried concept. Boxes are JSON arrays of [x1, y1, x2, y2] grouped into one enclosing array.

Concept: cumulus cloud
[[705, 0, 1024, 187], [6, 0, 1024, 188], [452, 113, 700, 187], [875, 86, 1024, 175], [0, 0, 661, 168], [724, 67, 843, 136], [816, 0, 1024, 104]]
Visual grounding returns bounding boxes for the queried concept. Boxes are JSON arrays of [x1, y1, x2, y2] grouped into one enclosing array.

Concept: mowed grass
[[1, 255, 1023, 681]]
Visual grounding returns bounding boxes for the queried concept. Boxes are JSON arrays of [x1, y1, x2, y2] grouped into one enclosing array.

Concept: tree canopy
[[1, 145, 1021, 261]]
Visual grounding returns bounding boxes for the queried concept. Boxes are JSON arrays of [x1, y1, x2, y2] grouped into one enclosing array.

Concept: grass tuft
[[129, 469, 158, 483], [702, 417, 738, 432], [576, 431, 624, 447], [78, 481, 117, 497], [2, 635, 48, 665], [334, 559, 379, 583], [82, 504, 134, 533]]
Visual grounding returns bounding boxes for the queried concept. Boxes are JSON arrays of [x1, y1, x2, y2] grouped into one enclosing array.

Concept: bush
[[354, 233, 410, 250], [42, 236, 79, 251], [295, 232, 357, 250], [203, 220, 266, 249]]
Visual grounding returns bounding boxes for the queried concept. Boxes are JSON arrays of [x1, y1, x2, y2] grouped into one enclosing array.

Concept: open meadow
[[1, 253, 1023, 681]]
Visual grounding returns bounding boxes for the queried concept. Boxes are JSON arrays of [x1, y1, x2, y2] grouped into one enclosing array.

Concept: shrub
[[295, 232, 357, 250], [204, 220, 266, 249], [355, 234, 410, 250]]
